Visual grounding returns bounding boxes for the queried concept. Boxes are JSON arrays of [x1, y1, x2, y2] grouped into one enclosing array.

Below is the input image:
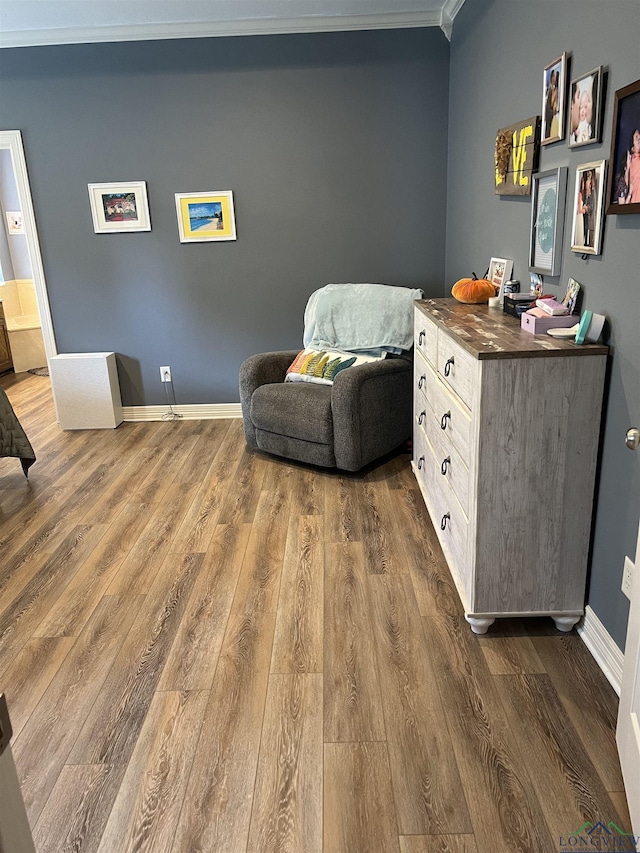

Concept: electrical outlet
[[160, 366, 172, 383], [622, 556, 634, 601]]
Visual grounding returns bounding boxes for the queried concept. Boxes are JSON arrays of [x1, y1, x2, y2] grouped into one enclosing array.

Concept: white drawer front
[[427, 415, 470, 516], [425, 369, 472, 462], [414, 309, 437, 369], [412, 421, 434, 501], [437, 330, 476, 409], [431, 470, 471, 607]]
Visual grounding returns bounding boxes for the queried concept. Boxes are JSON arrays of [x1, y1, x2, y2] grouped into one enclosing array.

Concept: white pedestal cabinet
[[49, 352, 123, 430], [412, 299, 608, 634]]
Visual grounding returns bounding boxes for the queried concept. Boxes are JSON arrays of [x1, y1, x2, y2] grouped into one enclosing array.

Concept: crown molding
[[0, 10, 447, 49]]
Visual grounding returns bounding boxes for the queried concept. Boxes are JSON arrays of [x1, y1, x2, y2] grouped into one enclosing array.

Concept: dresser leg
[[553, 615, 581, 632], [465, 615, 495, 635]]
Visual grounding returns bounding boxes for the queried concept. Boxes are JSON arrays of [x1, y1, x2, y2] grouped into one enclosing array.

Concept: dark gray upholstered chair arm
[[331, 357, 413, 471], [239, 350, 299, 447]]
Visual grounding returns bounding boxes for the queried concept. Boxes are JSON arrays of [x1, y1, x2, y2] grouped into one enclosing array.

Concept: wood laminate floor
[[0, 372, 632, 852]]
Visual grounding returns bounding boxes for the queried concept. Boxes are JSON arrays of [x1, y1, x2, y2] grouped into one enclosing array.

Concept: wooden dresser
[[412, 298, 608, 634]]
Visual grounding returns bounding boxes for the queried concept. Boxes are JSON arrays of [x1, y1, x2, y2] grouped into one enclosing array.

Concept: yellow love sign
[[495, 116, 541, 196]]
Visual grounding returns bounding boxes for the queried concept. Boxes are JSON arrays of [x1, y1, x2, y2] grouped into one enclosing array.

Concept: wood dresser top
[[416, 298, 609, 360]]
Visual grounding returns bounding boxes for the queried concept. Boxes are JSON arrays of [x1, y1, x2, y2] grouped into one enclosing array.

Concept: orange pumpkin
[[451, 272, 496, 304]]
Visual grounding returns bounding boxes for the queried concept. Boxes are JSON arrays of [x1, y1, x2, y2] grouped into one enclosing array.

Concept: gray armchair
[[239, 349, 413, 471]]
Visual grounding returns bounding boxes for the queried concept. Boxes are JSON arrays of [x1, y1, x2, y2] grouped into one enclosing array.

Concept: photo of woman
[[571, 161, 606, 255], [605, 79, 640, 214], [542, 55, 566, 145]]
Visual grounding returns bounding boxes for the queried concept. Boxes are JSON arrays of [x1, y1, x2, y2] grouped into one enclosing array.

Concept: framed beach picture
[[88, 181, 151, 233], [529, 167, 568, 277], [605, 79, 640, 214], [568, 67, 604, 148], [542, 54, 568, 145], [570, 161, 606, 255], [175, 191, 237, 242]]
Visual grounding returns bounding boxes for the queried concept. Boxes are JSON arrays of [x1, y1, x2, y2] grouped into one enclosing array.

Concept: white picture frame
[[87, 181, 151, 233], [487, 257, 514, 299], [570, 160, 606, 255]]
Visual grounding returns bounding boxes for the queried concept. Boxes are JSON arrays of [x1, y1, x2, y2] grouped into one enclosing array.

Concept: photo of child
[[542, 55, 566, 144], [606, 81, 640, 213], [569, 69, 602, 148]]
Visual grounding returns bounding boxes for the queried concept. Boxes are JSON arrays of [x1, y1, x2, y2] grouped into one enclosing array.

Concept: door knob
[[626, 428, 640, 450]]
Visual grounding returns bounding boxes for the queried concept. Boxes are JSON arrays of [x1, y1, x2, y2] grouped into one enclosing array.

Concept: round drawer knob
[[440, 456, 451, 475], [444, 357, 455, 377], [440, 411, 451, 430], [440, 512, 450, 531]]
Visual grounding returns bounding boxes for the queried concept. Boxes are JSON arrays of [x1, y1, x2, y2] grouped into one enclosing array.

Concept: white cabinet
[[49, 352, 123, 430], [412, 299, 608, 634]]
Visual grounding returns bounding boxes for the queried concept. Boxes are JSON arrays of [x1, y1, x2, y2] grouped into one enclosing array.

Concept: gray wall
[[447, 0, 640, 650], [0, 29, 450, 405]]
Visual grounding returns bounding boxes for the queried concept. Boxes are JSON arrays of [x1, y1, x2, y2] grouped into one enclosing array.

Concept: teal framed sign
[[529, 167, 567, 276]]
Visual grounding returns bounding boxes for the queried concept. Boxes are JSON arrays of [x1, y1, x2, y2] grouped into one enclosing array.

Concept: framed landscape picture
[[175, 191, 237, 242], [605, 78, 640, 214], [542, 54, 568, 145], [529, 167, 567, 276], [568, 67, 604, 148], [570, 160, 606, 255], [88, 181, 151, 233]]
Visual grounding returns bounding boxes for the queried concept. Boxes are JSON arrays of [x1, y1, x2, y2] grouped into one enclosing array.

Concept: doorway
[[0, 130, 56, 369]]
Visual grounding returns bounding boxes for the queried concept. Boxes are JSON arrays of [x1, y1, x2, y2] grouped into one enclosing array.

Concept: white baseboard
[[122, 403, 242, 422], [577, 605, 624, 696]]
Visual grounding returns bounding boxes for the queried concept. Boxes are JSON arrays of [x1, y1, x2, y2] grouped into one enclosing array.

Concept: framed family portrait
[[568, 67, 604, 148], [529, 167, 567, 277], [605, 78, 640, 214], [487, 258, 513, 299], [542, 54, 568, 145], [175, 191, 237, 243], [570, 160, 606, 255], [87, 181, 151, 233]]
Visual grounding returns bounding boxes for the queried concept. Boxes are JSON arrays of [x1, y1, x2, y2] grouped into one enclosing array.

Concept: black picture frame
[[605, 79, 640, 215]]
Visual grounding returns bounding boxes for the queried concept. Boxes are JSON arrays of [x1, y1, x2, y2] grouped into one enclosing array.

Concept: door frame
[[0, 130, 57, 359]]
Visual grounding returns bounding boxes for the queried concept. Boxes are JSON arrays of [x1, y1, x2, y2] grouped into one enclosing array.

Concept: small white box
[[49, 352, 123, 430]]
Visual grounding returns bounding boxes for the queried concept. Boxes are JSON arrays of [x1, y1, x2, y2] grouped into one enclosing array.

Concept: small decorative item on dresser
[[451, 273, 496, 304]]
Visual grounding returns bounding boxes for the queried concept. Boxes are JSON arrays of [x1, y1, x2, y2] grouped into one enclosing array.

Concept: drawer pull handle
[[419, 330, 426, 345], [441, 456, 451, 475], [418, 374, 426, 389], [440, 411, 451, 430], [444, 357, 455, 377], [417, 456, 425, 470], [418, 411, 426, 425], [440, 512, 450, 531]]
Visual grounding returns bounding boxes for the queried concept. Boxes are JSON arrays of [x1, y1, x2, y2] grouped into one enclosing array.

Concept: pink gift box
[[521, 308, 577, 335]]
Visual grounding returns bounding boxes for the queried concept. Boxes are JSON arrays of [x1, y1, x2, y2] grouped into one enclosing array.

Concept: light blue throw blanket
[[303, 283, 423, 355]]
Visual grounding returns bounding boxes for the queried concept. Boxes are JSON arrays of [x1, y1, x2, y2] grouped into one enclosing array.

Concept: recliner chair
[[239, 283, 418, 472]]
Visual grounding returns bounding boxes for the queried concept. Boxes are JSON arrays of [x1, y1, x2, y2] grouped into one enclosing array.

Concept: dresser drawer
[[426, 414, 470, 516], [430, 470, 470, 607], [424, 368, 472, 461], [412, 421, 434, 502], [414, 309, 437, 369], [437, 330, 476, 409]]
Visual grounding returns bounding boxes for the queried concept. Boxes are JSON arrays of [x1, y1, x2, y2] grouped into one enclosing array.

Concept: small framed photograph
[[605, 78, 640, 214], [88, 181, 151, 233], [530, 273, 544, 297], [570, 160, 606, 255], [5, 211, 24, 234], [487, 258, 513, 299], [175, 191, 237, 243], [562, 278, 582, 314], [542, 54, 568, 145], [529, 167, 568, 277], [568, 67, 604, 147]]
